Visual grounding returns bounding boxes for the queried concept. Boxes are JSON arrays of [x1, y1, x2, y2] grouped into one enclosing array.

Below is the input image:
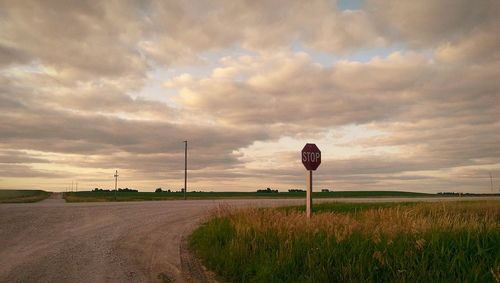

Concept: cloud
[[0, 103, 268, 155], [0, 164, 64, 178], [138, 0, 383, 65], [0, 43, 31, 67], [0, 0, 499, 192], [0, 0, 147, 82], [167, 45, 498, 192], [173, 51, 433, 127], [366, 0, 500, 47], [0, 150, 50, 164], [435, 22, 500, 64]]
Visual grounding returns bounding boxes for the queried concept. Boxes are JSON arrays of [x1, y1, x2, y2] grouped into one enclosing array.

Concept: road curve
[[1, 195, 498, 282]]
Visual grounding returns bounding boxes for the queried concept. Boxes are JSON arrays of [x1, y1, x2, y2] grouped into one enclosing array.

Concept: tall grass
[[190, 201, 500, 282], [282, 201, 416, 214]]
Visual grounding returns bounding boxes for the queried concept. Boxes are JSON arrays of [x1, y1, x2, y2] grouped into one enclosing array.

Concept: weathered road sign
[[302, 143, 321, 171], [301, 143, 321, 218]]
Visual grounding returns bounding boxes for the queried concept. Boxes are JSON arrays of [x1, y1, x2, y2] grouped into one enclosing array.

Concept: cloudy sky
[[1, 0, 499, 193]]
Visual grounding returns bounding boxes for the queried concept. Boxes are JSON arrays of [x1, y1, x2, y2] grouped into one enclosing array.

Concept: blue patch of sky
[[133, 67, 177, 105], [200, 45, 256, 64], [336, 0, 364, 11], [292, 41, 338, 67], [292, 41, 404, 67], [345, 45, 405, 62]]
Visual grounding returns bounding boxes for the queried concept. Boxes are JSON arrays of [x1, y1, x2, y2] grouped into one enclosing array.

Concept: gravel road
[[1, 194, 498, 282]]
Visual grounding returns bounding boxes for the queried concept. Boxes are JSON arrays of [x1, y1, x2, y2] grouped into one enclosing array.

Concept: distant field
[[63, 190, 435, 202], [0, 190, 51, 203], [190, 201, 500, 282], [282, 201, 416, 213]]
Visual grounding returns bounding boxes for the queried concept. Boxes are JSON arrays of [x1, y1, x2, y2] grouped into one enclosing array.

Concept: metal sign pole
[[114, 170, 118, 201], [184, 140, 187, 200], [306, 170, 313, 218]]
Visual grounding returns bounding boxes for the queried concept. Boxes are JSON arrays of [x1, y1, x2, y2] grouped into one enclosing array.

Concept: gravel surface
[[1, 194, 498, 282], [0, 194, 304, 282]]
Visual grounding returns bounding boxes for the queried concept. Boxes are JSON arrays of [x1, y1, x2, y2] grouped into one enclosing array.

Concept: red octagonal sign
[[302, 143, 321, 171]]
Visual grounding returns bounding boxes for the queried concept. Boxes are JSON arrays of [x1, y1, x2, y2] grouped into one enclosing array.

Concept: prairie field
[[0, 190, 50, 203], [190, 201, 500, 282], [63, 190, 433, 202]]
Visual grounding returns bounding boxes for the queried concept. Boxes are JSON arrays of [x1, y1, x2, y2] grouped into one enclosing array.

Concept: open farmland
[[64, 190, 434, 202], [0, 190, 51, 203], [190, 201, 500, 282], [2, 196, 499, 282]]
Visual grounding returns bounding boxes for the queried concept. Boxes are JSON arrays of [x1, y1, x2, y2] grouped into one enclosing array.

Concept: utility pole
[[490, 172, 493, 192], [184, 140, 188, 200], [114, 170, 119, 201]]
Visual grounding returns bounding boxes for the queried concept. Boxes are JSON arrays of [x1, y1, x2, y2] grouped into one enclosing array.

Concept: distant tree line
[[288, 189, 332, 192], [155, 188, 172, 193], [92, 188, 138, 192], [437, 192, 500, 196], [288, 189, 331, 192], [155, 188, 196, 193], [438, 192, 463, 196], [257, 188, 278, 193]]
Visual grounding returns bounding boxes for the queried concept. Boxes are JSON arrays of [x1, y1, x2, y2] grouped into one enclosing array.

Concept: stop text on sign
[[301, 143, 321, 171], [302, 152, 320, 162]]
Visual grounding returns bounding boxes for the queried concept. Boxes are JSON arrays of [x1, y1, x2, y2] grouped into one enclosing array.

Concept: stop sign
[[301, 143, 321, 171]]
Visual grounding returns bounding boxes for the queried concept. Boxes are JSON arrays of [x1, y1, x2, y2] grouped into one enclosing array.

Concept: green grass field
[[63, 190, 434, 202], [0, 190, 51, 203], [190, 201, 500, 282]]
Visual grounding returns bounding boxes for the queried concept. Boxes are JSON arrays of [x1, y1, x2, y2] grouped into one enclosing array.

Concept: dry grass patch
[[191, 201, 500, 282]]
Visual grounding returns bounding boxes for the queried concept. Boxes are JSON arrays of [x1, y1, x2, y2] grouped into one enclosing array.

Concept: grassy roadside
[[190, 201, 500, 282], [63, 190, 435, 202], [282, 201, 416, 213], [0, 190, 51, 203]]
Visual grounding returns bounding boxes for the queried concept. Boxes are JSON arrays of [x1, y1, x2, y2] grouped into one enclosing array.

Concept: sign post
[[301, 143, 321, 218], [184, 140, 188, 200], [114, 170, 118, 201], [306, 170, 313, 218]]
